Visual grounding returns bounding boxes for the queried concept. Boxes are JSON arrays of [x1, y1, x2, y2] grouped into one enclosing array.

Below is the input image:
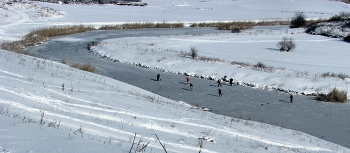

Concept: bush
[[276, 37, 296, 52], [253, 62, 266, 68], [190, 47, 198, 59], [344, 35, 350, 42], [328, 12, 350, 22], [291, 12, 306, 28], [315, 88, 348, 103]]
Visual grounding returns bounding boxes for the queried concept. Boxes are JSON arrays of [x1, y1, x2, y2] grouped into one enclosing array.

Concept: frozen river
[[26, 27, 350, 148]]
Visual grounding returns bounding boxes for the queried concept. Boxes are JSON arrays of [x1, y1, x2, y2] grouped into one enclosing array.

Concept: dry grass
[[331, 0, 350, 4], [70, 63, 98, 74], [315, 88, 348, 103], [321, 72, 350, 80], [190, 19, 328, 30], [305, 18, 329, 26], [25, 25, 95, 39], [1, 25, 95, 54], [1, 40, 33, 55], [99, 22, 184, 30], [190, 21, 255, 30]]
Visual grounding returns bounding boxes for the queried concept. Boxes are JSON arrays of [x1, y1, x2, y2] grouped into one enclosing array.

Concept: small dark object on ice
[[156, 74, 161, 81], [218, 89, 222, 97], [190, 83, 194, 90]]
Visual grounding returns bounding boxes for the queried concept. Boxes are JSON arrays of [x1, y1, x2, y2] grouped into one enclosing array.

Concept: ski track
[[0, 5, 29, 29]]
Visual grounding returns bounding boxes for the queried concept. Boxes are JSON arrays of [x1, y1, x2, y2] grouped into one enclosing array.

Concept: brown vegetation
[[1, 25, 95, 54], [99, 22, 184, 30], [70, 63, 98, 74], [315, 88, 348, 103]]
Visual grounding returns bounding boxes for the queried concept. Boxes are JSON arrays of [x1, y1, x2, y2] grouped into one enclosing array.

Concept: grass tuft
[[70, 63, 98, 74], [315, 88, 348, 103], [99, 22, 184, 30], [1, 25, 95, 54]]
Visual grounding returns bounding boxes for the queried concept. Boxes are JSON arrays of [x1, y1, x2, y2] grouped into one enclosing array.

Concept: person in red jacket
[[186, 77, 190, 85]]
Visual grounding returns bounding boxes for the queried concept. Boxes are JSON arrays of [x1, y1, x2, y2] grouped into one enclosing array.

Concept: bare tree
[[277, 37, 296, 52], [190, 47, 198, 59]]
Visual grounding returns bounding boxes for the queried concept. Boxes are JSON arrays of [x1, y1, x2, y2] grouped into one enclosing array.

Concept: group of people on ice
[[186, 76, 231, 97], [156, 74, 294, 101]]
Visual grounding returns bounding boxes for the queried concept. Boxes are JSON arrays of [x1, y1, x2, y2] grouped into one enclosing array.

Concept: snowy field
[[90, 26, 350, 96], [1, 0, 350, 152]]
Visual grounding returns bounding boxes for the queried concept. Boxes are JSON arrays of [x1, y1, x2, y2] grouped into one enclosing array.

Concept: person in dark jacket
[[217, 79, 222, 87], [156, 74, 160, 81], [218, 89, 222, 97], [190, 83, 194, 91], [290, 94, 293, 103], [229, 78, 233, 86]]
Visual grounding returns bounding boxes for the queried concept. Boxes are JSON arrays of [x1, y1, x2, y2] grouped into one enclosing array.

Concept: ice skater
[[217, 79, 222, 87], [186, 77, 190, 85], [218, 89, 222, 97], [229, 78, 233, 86], [190, 83, 194, 91], [290, 94, 293, 103], [156, 74, 160, 81]]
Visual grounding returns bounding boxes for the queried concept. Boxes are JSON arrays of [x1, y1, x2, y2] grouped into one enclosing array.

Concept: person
[[186, 77, 190, 85], [156, 74, 160, 81], [229, 78, 233, 86], [190, 83, 194, 91], [223, 76, 227, 82], [218, 89, 222, 97], [290, 94, 293, 103], [217, 79, 222, 87]]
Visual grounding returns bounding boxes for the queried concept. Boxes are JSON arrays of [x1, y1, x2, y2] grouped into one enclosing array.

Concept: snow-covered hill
[[1, 0, 350, 152], [1, 49, 349, 153]]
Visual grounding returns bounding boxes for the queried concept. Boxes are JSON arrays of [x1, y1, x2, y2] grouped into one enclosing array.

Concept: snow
[[90, 27, 350, 96], [1, 49, 348, 152], [1, 0, 350, 152]]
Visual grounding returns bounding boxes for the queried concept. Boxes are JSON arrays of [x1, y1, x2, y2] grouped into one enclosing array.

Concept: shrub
[[291, 12, 306, 28], [190, 47, 198, 59], [253, 62, 266, 68], [315, 88, 348, 103], [328, 12, 350, 22], [276, 37, 296, 52], [344, 35, 350, 42], [231, 28, 241, 33]]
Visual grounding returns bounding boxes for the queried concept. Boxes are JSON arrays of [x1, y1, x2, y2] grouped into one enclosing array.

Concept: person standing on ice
[[186, 77, 190, 85], [190, 83, 194, 91], [217, 79, 222, 87], [229, 78, 233, 86], [218, 89, 222, 97], [290, 94, 293, 103], [156, 74, 160, 81]]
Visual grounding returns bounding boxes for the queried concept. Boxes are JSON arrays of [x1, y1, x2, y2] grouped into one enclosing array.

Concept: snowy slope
[[1, 49, 349, 153], [1, 0, 350, 152]]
